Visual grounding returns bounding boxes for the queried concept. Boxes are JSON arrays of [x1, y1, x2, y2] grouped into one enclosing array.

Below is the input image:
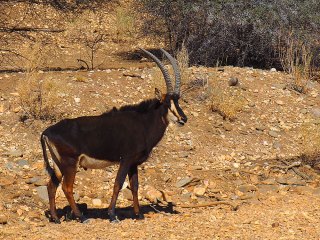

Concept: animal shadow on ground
[[45, 202, 179, 222]]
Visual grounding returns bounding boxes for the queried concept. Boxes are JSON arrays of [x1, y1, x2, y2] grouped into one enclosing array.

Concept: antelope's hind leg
[[61, 160, 89, 223], [46, 144, 63, 224], [47, 165, 62, 224]]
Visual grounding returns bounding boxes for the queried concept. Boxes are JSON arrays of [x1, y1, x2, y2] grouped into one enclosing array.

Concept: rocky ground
[[1, 56, 320, 239]]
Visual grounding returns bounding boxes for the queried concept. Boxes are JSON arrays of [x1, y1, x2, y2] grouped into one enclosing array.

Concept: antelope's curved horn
[[140, 48, 173, 94], [160, 48, 181, 96]]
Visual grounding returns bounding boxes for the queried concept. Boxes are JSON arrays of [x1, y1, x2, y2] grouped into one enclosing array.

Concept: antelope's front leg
[[108, 162, 130, 222], [128, 165, 144, 220]]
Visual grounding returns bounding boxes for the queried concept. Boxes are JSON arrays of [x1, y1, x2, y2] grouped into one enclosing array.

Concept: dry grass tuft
[[278, 31, 313, 93], [177, 43, 191, 86], [114, 5, 136, 42], [210, 81, 247, 121], [74, 75, 87, 82], [17, 72, 65, 121]]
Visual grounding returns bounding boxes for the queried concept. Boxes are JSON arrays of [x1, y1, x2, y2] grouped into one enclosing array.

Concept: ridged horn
[[139, 48, 173, 94], [160, 48, 181, 96]]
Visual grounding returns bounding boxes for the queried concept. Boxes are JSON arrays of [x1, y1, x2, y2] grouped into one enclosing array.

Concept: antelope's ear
[[155, 88, 163, 101]]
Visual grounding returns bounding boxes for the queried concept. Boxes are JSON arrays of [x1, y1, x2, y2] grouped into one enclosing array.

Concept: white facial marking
[[168, 100, 181, 122]]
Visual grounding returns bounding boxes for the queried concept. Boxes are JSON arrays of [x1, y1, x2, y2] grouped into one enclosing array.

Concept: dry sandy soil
[[1, 52, 320, 240]]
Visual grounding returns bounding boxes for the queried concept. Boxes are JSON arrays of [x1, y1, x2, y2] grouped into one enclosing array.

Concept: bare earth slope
[[1, 60, 320, 239]]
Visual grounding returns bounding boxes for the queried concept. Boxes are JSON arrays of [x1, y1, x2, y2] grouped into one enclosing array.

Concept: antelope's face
[[156, 89, 187, 125], [168, 94, 187, 125]]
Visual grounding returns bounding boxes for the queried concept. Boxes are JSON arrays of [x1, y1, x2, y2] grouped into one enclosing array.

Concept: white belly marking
[[78, 154, 115, 169]]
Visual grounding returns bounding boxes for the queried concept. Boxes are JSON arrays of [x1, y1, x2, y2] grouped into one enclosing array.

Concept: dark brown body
[[41, 98, 173, 223]]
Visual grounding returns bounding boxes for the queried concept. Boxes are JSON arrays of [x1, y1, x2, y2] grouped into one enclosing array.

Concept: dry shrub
[[176, 43, 191, 86], [278, 31, 313, 93], [17, 73, 65, 121], [64, 9, 107, 70], [210, 83, 247, 121], [20, 41, 60, 71], [114, 5, 136, 42]]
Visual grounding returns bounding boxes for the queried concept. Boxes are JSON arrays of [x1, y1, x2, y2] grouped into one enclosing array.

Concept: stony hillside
[[1, 59, 320, 239]]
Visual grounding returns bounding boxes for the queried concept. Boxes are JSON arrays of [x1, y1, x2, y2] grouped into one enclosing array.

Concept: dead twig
[[269, 161, 301, 173], [176, 201, 240, 211], [292, 167, 311, 180], [77, 59, 90, 70], [239, 169, 263, 176], [271, 160, 310, 180], [149, 204, 171, 216], [123, 73, 142, 78]]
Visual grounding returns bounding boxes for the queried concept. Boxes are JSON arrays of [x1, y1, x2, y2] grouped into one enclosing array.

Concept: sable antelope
[[40, 48, 187, 223]]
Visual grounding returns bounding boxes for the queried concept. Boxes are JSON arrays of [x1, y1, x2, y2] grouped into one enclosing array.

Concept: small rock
[[193, 186, 206, 196], [145, 185, 162, 203], [17, 159, 29, 167], [228, 77, 239, 86], [268, 131, 279, 138], [273, 141, 282, 149], [73, 192, 80, 202], [5, 148, 23, 158], [256, 125, 266, 131], [238, 184, 258, 193], [26, 177, 40, 184], [223, 122, 232, 131], [293, 186, 314, 195], [121, 188, 133, 201], [248, 102, 255, 107], [178, 151, 189, 158], [36, 186, 49, 203], [232, 163, 240, 168], [311, 108, 320, 118], [261, 178, 277, 185], [0, 104, 4, 113], [276, 177, 288, 185], [176, 177, 194, 188], [0, 214, 8, 224], [270, 68, 277, 72], [180, 192, 191, 202], [257, 184, 278, 193], [189, 166, 203, 170], [92, 198, 102, 207], [74, 97, 81, 103], [191, 112, 199, 117], [275, 100, 284, 105], [286, 177, 306, 186], [13, 106, 21, 113], [0, 175, 15, 187]]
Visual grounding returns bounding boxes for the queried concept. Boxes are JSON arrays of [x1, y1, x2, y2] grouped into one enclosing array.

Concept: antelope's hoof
[[50, 218, 61, 224], [80, 216, 90, 224], [110, 215, 120, 223], [65, 212, 73, 222], [134, 213, 145, 220]]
